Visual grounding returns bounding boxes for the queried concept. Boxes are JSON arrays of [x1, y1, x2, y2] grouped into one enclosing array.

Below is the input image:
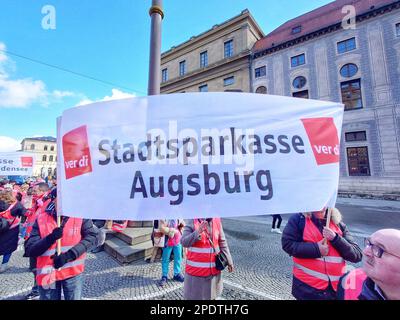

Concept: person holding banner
[[23, 183, 51, 300], [337, 229, 400, 300], [181, 218, 234, 300], [0, 189, 26, 273], [24, 188, 98, 300], [282, 207, 362, 300]]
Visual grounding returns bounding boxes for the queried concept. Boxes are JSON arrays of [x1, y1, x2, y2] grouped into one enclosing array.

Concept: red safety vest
[[36, 214, 86, 287], [112, 220, 128, 232], [293, 216, 346, 291], [185, 218, 222, 277], [0, 202, 21, 229], [24, 198, 52, 240], [342, 268, 368, 300]]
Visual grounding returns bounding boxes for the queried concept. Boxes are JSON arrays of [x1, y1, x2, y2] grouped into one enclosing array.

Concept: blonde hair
[[0, 190, 16, 206]]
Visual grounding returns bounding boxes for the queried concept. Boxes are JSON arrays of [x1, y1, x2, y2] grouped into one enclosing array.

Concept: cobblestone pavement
[[0, 212, 370, 301]]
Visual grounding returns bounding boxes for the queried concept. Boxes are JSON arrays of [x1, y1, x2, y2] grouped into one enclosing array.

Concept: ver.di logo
[[62, 125, 93, 179], [301, 117, 340, 166]]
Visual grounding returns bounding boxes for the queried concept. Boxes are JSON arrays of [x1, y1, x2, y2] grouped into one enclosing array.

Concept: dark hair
[[37, 182, 49, 192]]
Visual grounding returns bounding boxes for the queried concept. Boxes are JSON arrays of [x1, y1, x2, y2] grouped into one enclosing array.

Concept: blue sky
[[0, 0, 331, 150]]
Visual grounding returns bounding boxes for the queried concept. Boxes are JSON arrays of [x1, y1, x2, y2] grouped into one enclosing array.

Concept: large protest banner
[[58, 93, 344, 220], [0, 152, 35, 176]]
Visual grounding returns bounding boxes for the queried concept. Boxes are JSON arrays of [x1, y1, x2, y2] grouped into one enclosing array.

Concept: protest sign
[[58, 93, 343, 220], [0, 152, 35, 176]]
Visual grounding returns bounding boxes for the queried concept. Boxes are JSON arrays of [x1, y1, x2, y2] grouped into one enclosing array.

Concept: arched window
[[44, 145, 48, 151], [340, 63, 358, 78], [42, 155, 47, 162], [255, 86, 267, 94], [30, 144, 35, 150], [293, 76, 307, 89], [50, 146, 55, 151], [49, 155, 54, 162]]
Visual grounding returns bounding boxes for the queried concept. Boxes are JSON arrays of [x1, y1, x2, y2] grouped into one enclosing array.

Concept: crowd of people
[[1, 177, 399, 301]]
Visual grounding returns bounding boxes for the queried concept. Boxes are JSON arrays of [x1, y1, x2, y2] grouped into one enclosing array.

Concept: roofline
[[253, 0, 400, 58], [162, 9, 265, 58]]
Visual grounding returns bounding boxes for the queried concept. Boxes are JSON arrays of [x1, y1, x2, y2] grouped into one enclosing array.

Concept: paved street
[[1, 198, 399, 300]]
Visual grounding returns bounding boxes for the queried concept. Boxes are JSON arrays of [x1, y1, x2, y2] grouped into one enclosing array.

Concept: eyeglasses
[[364, 238, 400, 259]]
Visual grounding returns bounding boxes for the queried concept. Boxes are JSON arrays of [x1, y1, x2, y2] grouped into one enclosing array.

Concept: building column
[[367, 23, 400, 177], [314, 44, 331, 101]]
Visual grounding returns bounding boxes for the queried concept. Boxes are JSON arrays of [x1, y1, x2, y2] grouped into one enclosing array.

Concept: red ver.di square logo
[[62, 125, 93, 179], [20, 157, 33, 167], [301, 117, 340, 166]]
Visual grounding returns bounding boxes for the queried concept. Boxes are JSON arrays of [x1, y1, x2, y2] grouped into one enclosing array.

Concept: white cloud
[[0, 136, 21, 152], [0, 42, 78, 109], [0, 77, 47, 108], [76, 88, 136, 106]]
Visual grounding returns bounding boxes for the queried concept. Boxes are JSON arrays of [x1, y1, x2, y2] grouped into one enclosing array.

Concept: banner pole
[[323, 208, 332, 245], [148, 0, 163, 95], [56, 117, 62, 257]]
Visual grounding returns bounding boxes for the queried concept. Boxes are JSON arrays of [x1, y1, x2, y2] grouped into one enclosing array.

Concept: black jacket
[[24, 212, 98, 261], [0, 201, 26, 256], [281, 213, 362, 300]]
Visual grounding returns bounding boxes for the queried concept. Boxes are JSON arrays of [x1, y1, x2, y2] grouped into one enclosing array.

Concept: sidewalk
[[336, 197, 400, 210]]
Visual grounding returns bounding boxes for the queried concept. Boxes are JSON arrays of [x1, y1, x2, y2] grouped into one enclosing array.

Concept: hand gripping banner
[[58, 93, 344, 220]]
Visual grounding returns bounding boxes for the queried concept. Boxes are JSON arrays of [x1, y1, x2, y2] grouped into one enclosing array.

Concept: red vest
[[112, 220, 128, 232], [185, 218, 222, 277], [293, 216, 346, 291], [24, 199, 51, 240], [342, 268, 368, 300], [36, 213, 86, 287], [0, 202, 21, 229]]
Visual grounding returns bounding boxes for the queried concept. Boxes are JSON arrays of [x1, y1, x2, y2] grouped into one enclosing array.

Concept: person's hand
[[51, 251, 74, 269], [322, 227, 336, 241], [47, 227, 63, 243], [228, 264, 234, 273], [168, 229, 176, 238], [317, 239, 329, 256], [197, 220, 208, 234]]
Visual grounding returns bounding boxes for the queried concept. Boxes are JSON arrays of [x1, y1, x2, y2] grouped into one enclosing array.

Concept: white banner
[[0, 152, 35, 176], [58, 93, 343, 220]]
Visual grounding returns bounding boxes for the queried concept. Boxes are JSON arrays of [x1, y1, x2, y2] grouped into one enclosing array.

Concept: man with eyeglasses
[[337, 229, 400, 300]]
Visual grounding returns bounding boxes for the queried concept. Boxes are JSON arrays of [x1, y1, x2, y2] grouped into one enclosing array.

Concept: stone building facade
[[20, 137, 57, 178], [252, 0, 400, 197], [160, 9, 264, 94]]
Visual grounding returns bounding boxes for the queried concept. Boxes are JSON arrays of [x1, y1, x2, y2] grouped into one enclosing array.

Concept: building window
[[200, 51, 208, 68], [44, 145, 48, 151], [291, 54, 305, 68], [199, 84, 208, 92], [293, 76, 307, 89], [50, 146, 54, 151], [49, 155, 54, 162], [292, 26, 302, 34], [42, 155, 47, 162], [223, 76, 235, 86], [255, 66, 266, 78], [179, 61, 186, 76], [340, 63, 358, 78], [345, 131, 367, 142], [162, 68, 168, 82], [341, 79, 363, 110], [255, 86, 267, 94], [224, 40, 234, 58], [337, 38, 356, 54], [30, 144, 35, 150], [396, 23, 400, 37], [293, 90, 309, 99], [347, 147, 371, 176]]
